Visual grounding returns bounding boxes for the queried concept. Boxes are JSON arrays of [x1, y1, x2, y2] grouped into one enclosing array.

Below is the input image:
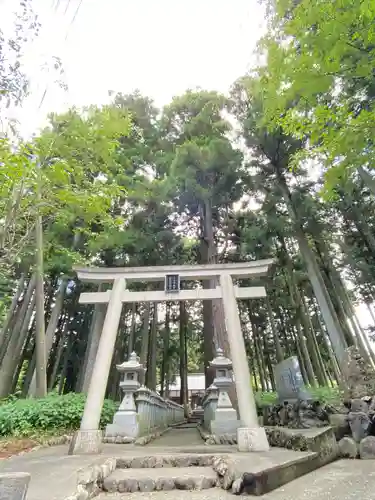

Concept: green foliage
[[255, 386, 341, 407], [0, 393, 117, 437], [0, 104, 131, 277], [259, 0, 375, 195], [0, 1, 40, 111]]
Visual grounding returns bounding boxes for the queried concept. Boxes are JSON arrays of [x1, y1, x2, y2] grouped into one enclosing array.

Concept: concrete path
[[0, 445, 106, 500], [2, 440, 375, 500], [146, 427, 204, 447], [0, 441, 231, 500]]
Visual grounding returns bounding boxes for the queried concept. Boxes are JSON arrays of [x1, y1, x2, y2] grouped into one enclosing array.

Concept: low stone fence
[[104, 386, 185, 444], [136, 387, 184, 434], [202, 384, 218, 434], [102, 352, 185, 444]]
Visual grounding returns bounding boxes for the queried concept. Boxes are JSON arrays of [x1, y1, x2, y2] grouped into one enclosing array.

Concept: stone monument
[[210, 348, 241, 435], [273, 356, 311, 403], [105, 352, 144, 441], [0, 472, 30, 500]]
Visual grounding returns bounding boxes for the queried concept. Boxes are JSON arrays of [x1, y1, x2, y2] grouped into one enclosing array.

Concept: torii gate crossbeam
[[69, 259, 274, 456]]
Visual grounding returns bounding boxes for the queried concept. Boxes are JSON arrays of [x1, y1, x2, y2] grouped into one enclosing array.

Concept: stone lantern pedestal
[[105, 352, 144, 441], [210, 348, 241, 436]]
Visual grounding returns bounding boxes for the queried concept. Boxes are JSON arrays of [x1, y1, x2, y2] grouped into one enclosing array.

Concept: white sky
[[2, 0, 266, 137]]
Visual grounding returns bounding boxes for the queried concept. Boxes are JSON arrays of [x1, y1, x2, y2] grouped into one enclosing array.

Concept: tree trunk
[[146, 303, 158, 391], [81, 289, 106, 393], [0, 275, 36, 398], [250, 311, 268, 390], [295, 321, 317, 387], [139, 303, 151, 385], [58, 336, 73, 395], [75, 307, 95, 393], [127, 303, 137, 357], [200, 201, 216, 387], [160, 303, 171, 397], [0, 274, 24, 355], [276, 173, 347, 367], [312, 299, 342, 383], [179, 301, 189, 416], [293, 329, 309, 385], [266, 296, 284, 362], [35, 165, 47, 398], [28, 279, 67, 396], [48, 317, 70, 390], [357, 166, 375, 196]]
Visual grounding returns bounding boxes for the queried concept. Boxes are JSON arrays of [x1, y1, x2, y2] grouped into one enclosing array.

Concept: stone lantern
[[209, 348, 240, 435], [105, 352, 145, 442]]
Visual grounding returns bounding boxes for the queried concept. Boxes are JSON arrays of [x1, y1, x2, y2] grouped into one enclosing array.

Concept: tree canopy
[[1, 0, 375, 404]]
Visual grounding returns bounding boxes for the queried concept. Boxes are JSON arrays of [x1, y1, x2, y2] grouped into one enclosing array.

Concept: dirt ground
[[0, 437, 39, 459]]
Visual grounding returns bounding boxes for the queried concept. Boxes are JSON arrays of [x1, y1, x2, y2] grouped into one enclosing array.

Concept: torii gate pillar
[[69, 260, 274, 455], [219, 273, 268, 451]]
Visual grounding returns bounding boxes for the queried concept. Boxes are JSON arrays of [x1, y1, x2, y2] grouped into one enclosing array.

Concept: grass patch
[[255, 386, 341, 407]]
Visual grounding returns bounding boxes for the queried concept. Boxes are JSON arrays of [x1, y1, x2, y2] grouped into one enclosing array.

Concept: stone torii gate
[[69, 259, 274, 455]]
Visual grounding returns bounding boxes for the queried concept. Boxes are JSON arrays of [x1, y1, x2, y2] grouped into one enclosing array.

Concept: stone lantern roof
[[209, 348, 233, 370], [116, 351, 143, 373]]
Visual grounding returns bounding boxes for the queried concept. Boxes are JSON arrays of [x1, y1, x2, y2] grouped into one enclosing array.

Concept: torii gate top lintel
[[74, 258, 275, 283]]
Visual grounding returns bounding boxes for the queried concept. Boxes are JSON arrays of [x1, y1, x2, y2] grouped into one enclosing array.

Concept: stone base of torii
[[68, 260, 274, 455]]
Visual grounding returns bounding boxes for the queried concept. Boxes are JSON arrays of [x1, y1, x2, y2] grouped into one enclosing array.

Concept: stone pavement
[[1, 425, 375, 500], [97, 460, 375, 500], [0, 428, 231, 500], [146, 428, 204, 447]]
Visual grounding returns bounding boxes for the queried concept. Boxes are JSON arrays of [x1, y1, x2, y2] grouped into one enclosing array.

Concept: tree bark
[[160, 302, 171, 397], [127, 303, 137, 357], [0, 275, 36, 398], [35, 163, 47, 398], [266, 296, 284, 362], [81, 289, 106, 393], [58, 336, 73, 394], [139, 303, 151, 385], [0, 274, 24, 355], [179, 301, 189, 416], [276, 173, 347, 367], [28, 278, 67, 396], [146, 303, 158, 391], [48, 316, 70, 390], [357, 166, 375, 196]]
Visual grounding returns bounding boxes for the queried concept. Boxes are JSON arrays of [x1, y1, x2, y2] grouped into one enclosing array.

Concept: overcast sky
[[2, 0, 265, 136]]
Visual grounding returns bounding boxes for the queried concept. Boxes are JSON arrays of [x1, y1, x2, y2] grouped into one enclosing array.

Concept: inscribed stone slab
[[273, 356, 310, 402]]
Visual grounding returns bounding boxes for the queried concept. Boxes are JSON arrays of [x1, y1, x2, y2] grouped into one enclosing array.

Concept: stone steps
[[92, 448, 324, 497], [74, 437, 336, 499], [175, 422, 199, 429], [213, 448, 320, 495], [102, 467, 218, 493], [115, 453, 226, 469]]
